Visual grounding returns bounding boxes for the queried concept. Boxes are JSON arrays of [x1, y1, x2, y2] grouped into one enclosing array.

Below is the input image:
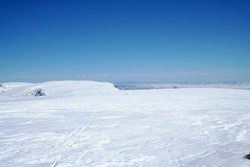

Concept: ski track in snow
[[0, 81, 250, 167], [50, 110, 100, 167]]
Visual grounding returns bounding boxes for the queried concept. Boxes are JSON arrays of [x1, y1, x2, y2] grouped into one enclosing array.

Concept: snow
[[115, 81, 250, 90], [0, 80, 250, 167]]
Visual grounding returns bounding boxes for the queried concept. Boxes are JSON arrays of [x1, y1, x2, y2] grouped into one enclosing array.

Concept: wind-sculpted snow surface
[[0, 81, 250, 167]]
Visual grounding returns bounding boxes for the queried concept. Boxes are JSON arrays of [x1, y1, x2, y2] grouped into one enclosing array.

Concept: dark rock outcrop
[[33, 88, 46, 96], [25, 88, 46, 97]]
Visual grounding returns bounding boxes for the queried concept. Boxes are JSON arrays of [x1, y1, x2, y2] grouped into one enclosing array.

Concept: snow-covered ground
[[115, 81, 250, 90], [0, 80, 250, 167]]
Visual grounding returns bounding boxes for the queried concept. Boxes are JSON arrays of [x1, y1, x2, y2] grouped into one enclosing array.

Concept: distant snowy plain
[[0, 81, 250, 167]]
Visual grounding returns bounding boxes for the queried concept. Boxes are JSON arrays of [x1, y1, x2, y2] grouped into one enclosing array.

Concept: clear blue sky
[[0, 0, 250, 82]]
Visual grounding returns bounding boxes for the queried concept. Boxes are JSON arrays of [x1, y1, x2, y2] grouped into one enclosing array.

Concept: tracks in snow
[[48, 110, 100, 167]]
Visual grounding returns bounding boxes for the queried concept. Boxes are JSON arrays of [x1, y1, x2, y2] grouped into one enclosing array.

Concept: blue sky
[[0, 0, 250, 82]]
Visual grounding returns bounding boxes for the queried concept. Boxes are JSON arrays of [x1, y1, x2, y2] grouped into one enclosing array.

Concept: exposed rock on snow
[[34, 88, 46, 96], [25, 88, 46, 97], [0, 84, 5, 92], [244, 154, 250, 160]]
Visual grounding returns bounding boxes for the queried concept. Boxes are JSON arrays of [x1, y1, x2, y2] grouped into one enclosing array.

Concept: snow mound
[[0, 80, 118, 98]]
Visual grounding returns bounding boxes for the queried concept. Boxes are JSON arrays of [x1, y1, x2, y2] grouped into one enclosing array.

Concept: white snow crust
[[0, 80, 250, 167]]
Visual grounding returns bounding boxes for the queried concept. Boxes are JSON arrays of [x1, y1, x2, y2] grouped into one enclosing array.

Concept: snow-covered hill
[[0, 81, 117, 98], [0, 80, 250, 167]]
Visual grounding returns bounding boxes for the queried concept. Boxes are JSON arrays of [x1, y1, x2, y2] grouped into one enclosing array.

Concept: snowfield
[[0, 80, 250, 167]]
